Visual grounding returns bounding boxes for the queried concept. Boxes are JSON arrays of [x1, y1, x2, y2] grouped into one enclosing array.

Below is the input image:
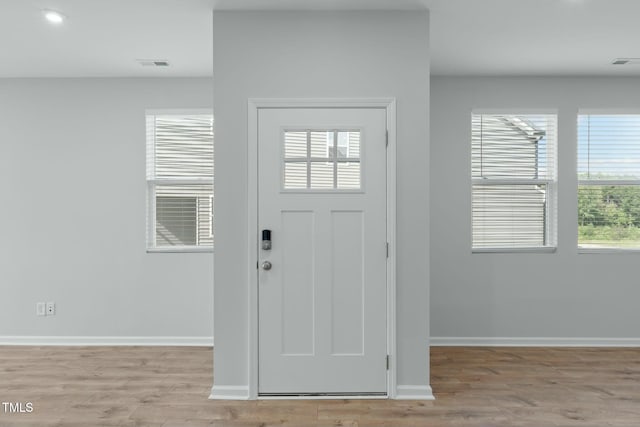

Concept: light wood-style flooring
[[1, 346, 639, 426]]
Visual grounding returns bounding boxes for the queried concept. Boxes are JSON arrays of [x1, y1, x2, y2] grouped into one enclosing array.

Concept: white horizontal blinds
[[152, 115, 214, 179], [154, 184, 213, 247], [577, 114, 640, 249], [473, 184, 548, 248], [156, 196, 197, 246], [472, 114, 557, 249], [146, 113, 214, 249], [338, 132, 361, 189], [472, 115, 556, 180], [283, 130, 361, 190], [578, 115, 640, 179]]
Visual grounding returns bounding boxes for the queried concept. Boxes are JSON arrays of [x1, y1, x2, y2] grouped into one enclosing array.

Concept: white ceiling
[[426, 0, 640, 76], [3, 0, 640, 78], [0, 0, 215, 78]]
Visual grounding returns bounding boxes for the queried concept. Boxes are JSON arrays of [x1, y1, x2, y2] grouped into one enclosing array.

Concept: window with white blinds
[[578, 114, 640, 250], [472, 113, 557, 251], [146, 111, 214, 251]]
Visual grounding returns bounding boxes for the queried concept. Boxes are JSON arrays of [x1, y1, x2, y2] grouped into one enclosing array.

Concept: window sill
[[472, 247, 557, 254], [147, 247, 213, 254], [578, 247, 640, 254]]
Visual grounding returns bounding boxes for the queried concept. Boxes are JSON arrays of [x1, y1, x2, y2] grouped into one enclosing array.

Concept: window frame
[[577, 109, 640, 253], [146, 109, 214, 253], [471, 109, 558, 253]]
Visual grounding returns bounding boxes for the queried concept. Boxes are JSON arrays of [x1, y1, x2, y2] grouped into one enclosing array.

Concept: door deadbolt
[[261, 261, 272, 271]]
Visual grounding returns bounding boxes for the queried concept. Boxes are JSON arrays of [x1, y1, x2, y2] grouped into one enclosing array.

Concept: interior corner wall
[[0, 78, 214, 343], [213, 11, 430, 396], [431, 76, 640, 343]]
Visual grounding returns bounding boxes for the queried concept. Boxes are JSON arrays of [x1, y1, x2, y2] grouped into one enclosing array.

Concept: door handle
[[261, 261, 272, 271]]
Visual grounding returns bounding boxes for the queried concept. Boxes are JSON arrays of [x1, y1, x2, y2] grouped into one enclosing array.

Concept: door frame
[[247, 98, 397, 399]]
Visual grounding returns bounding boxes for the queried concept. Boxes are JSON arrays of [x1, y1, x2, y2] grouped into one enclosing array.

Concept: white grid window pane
[[310, 132, 330, 158], [310, 162, 334, 189], [284, 131, 307, 159], [284, 130, 361, 190], [345, 132, 360, 158], [284, 162, 307, 189], [337, 163, 361, 189]]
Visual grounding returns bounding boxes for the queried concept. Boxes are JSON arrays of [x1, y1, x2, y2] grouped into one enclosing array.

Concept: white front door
[[257, 107, 388, 395]]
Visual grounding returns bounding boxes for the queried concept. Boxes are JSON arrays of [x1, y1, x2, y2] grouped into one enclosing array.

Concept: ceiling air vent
[[137, 59, 170, 67], [612, 58, 640, 65]]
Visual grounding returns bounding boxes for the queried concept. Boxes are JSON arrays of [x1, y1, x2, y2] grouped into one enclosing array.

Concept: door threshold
[[259, 392, 388, 400]]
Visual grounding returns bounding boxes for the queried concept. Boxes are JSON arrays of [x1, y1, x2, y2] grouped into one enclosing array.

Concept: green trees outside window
[[578, 185, 640, 247]]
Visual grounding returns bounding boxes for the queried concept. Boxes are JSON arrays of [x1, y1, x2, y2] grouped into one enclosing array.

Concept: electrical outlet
[[36, 302, 46, 317], [46, 302, 55, 316]]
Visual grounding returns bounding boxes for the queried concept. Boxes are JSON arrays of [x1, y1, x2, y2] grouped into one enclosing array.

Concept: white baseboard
[[431, 337, 640, 347], [395, 385, 435, 400], [209, 385, 250, 400], [210, 386, 419, 401], [258, 394, 388, 400], [0, 336, 213, 347]]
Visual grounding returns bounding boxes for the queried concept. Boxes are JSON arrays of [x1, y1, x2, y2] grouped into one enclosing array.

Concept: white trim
[[147, 247, 213, 253], [579, 179, 640, 186], [385, 99, 397, 399], [258, 394, 388, 400], [430, 337, 640, 347], [247, 98, 397, 400], [472, 178, 554, 186], [248, 98, 397, 109], [147, 178, 214, 185], [395, 385, 435, 400], [578, 247, 640, 254], [0, 336, 213, 346], [472, 247, 557, 254], [578, 108, 640, 115], [209, 385, 250, 400], [247, 100, 259, 400], [472, 108, 558, 115], [146, 108, 214, 116]]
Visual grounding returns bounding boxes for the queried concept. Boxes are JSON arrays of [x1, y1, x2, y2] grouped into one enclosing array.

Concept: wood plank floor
[[1, 346, 639, 426]]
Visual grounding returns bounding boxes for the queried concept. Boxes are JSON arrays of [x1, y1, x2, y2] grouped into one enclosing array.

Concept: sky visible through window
[[578, 115, 640, 179]]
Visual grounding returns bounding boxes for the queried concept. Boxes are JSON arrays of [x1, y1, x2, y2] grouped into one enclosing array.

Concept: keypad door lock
[[262, 229, 272, 250]]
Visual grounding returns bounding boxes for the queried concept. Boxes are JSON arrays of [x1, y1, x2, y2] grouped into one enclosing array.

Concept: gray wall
[[0, 78, 213, 341], [431, 76, 640, 341], [213, 11, 430, 396]]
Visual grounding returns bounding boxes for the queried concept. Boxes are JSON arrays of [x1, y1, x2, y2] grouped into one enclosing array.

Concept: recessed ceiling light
[[43, 10, 66, 24]]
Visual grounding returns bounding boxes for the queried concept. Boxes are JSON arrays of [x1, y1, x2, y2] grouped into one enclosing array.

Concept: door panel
[[258, 107, 387, 395], [331, 210, 364, 355], [280, 210, 314, 355]]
